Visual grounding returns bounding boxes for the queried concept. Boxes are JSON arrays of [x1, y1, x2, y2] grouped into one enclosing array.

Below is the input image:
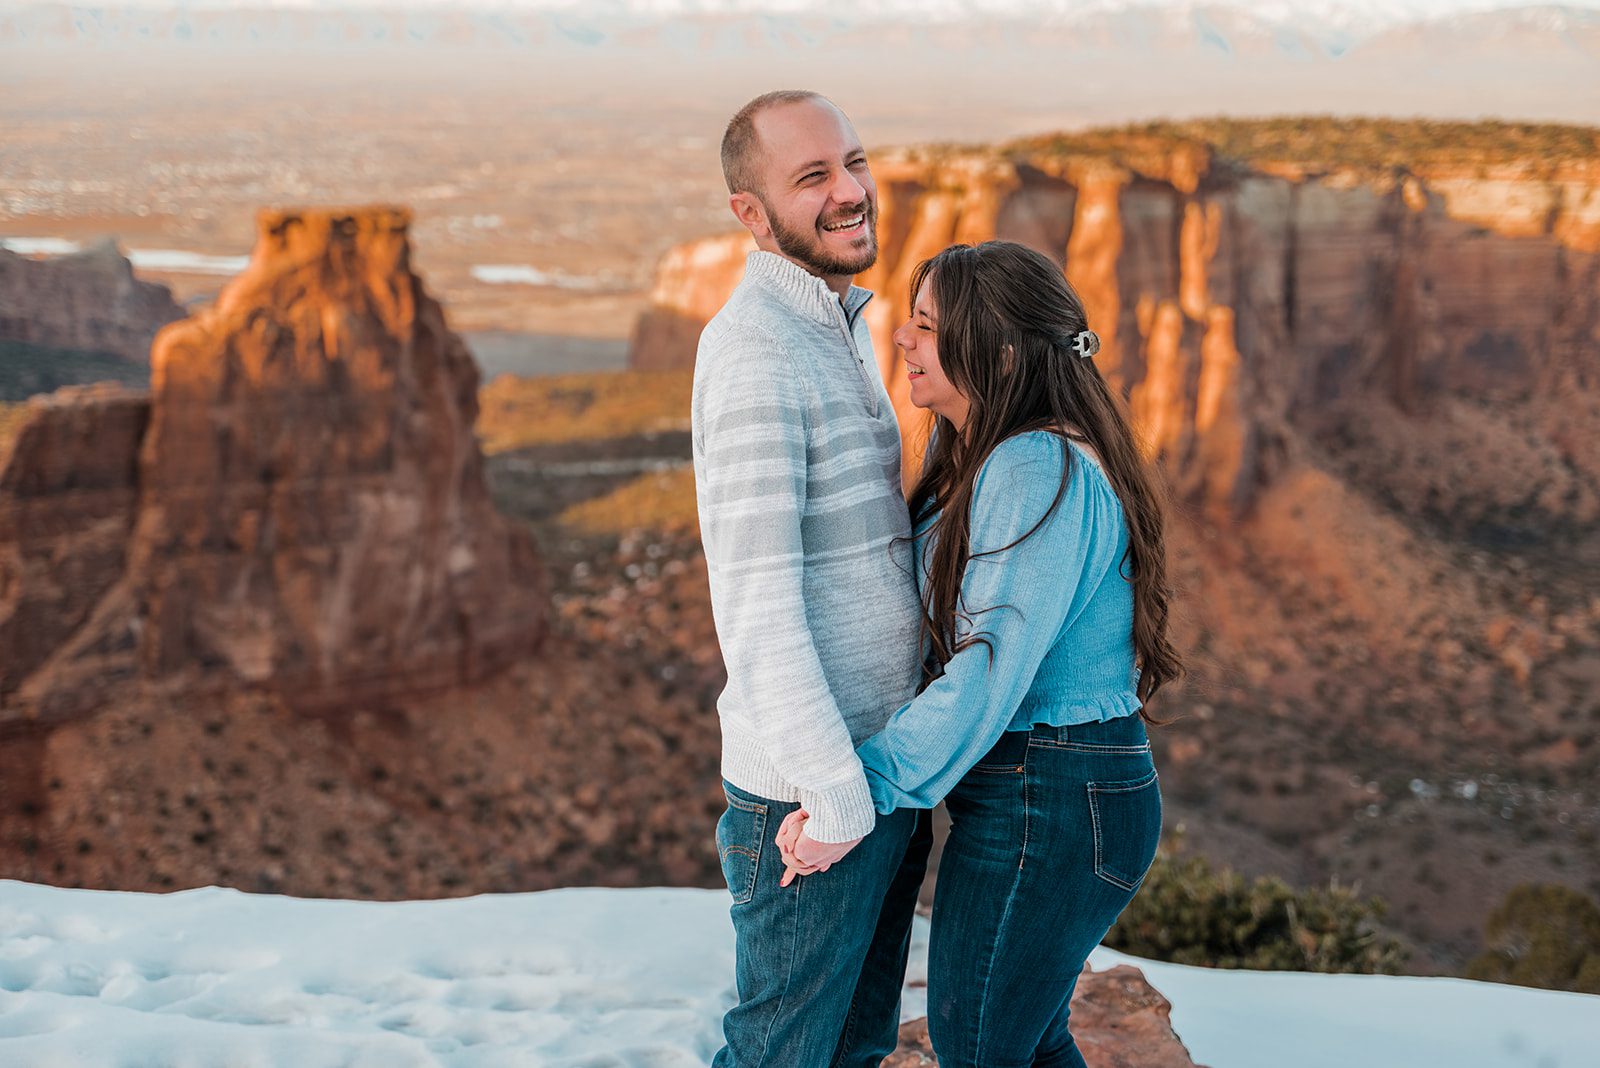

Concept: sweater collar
[[742, 250, 874, 326]]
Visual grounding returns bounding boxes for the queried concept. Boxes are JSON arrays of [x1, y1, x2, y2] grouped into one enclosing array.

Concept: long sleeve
[[693, 326, 876, 843], [855, 433, 1114, 813]]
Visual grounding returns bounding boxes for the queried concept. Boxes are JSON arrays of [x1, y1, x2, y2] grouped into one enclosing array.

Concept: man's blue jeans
[[928, 713, 1162, 1067], [712, 780, 932, 1067]]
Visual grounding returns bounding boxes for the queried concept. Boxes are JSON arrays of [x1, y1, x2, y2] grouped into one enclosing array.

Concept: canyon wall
[[0, 207, 547, 721], [630, 135, 1600, 519], [0, 241, 186, 361]]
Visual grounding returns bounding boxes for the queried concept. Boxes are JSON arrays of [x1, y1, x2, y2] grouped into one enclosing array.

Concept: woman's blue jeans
[[928, 713, 1162, 1067]]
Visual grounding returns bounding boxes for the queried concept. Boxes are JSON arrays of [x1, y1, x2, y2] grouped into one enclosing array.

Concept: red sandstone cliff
[[621, 127, 1600, 966], [627, 125, 1600, 522], [0, 240, 186, 361], [0, 207, 546, 720]]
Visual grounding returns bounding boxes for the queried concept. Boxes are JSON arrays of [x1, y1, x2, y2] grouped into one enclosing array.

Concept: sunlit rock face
[[0, 207, 547, 720], [886, 961, 1202, 1067], [630, 127, 1600, 520]]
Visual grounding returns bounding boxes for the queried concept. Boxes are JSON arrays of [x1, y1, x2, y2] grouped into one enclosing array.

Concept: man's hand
[[775, 809, 862, 887]]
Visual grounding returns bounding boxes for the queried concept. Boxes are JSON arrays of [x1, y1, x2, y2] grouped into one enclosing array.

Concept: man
[[692, 90, 930, 1065]]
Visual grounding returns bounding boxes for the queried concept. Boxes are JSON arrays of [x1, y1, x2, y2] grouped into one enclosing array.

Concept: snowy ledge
[[0, 880, 1595, 1067]]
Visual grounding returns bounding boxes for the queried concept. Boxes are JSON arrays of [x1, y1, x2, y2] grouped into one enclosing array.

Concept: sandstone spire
[[0, 207, 547, 719]]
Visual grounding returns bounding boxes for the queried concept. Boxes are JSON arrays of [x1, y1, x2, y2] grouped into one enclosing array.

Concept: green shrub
[[1106, 853, 1407, 973], [1466, 883, 1600, 993]]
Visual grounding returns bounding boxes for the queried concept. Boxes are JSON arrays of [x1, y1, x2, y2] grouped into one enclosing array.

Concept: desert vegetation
[[1467, 883, 1600, 994], [1108, 850, 1408, 974], [0, 339, 148, 402], [1014, 116, 1600, 175]]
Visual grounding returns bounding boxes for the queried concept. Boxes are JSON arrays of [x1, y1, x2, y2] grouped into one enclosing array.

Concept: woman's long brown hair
[[904, 241, 1183, 712]]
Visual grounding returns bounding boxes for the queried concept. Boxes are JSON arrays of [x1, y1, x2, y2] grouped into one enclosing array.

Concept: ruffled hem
[[1014, 688, 1143, 729]]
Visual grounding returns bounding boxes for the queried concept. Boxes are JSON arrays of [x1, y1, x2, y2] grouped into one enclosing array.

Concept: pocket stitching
[[724, 792, 766, 815], [1030, 740, 1151, 754], [1091, 769, 1159, 794], [1087, 770, 1159, 891], [970, 762, 1025, 774], [719, 793, 769, 905]]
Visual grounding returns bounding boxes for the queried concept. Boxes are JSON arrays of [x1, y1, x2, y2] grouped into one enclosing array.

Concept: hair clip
[[1072, 329, 1100, 359]]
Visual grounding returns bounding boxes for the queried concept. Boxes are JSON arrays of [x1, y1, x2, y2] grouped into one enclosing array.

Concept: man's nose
[[830, 167, 867, 204]]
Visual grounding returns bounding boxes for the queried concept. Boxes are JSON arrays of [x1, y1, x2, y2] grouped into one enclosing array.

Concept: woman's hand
[[774, 809, 862, 887]]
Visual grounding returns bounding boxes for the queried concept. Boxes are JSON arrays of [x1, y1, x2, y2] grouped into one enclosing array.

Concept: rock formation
[[887, 961, 1202, 1067], [0, 207, 546, 721], [628, 233, 756, 372], [628, 122, 1600, 519], [620, 127, 1600, 967], [0, 385, 150, 716], [0, 241, 185, 361]]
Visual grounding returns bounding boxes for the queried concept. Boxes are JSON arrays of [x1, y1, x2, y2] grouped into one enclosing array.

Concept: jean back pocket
[[971, 729, 1030, 774], [1087, 769, 1162, 892], [716, 786, 769, 905]]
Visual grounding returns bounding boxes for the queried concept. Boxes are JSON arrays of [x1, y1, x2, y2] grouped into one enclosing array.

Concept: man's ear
[[730, 191, 770, 239]]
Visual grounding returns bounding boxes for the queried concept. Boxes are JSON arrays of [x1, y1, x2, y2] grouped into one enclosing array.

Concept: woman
[[778, 240, 1183, 1065]]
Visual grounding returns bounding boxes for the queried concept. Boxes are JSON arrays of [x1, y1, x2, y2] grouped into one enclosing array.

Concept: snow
[[0, 882, 738, 1066], [1, 879, 1596, 1067], [469, 265, 608, 289], [0, 237, 84, 258], [0, 237, 249, 276], [1086, 946, 1600, 1068], [0, 238, 611, 288], [124, 250, 251, 275]]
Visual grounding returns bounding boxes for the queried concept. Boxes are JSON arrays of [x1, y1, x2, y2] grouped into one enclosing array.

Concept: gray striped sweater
[[691, 251, 924, 843]]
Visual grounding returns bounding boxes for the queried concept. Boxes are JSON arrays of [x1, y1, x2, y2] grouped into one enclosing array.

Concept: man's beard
[[764, 197, 879, 277]]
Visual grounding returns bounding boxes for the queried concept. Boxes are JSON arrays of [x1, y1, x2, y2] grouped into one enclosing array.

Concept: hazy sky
[[6, 0, 1598, 13]]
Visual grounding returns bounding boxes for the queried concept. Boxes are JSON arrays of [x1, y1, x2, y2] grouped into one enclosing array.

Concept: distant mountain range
[[8, 0, 1594, 127], [5, 1, 1599, 54], [6, 0, 1596, 27]]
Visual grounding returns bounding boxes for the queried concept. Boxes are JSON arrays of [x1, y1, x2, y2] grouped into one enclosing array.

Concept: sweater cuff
[[800, 775, 877, 844]]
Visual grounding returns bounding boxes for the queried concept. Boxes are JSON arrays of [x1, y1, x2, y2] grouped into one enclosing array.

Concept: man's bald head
[[720, 89, 834, 196]]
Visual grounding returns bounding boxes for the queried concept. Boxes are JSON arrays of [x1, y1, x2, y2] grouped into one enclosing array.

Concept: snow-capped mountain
[[7, 0, 1600, 36]]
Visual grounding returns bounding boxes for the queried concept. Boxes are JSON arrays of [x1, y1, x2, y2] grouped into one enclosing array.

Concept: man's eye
[[803, 171, 824, 182], [848, 158, 867, 168]]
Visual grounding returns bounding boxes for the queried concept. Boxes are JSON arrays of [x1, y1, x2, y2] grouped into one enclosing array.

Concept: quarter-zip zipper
[[835, 298, 879, 418]]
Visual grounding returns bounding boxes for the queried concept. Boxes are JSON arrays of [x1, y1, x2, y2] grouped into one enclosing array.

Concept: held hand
[[776, 809, 818, 887], [793, 830, 862, 873], [776, 810, 862, 887], [776, 809, 808, 854]]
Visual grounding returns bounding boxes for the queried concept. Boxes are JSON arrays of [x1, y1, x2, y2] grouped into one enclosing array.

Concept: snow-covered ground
[[0, 879, 1595, 1067]]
